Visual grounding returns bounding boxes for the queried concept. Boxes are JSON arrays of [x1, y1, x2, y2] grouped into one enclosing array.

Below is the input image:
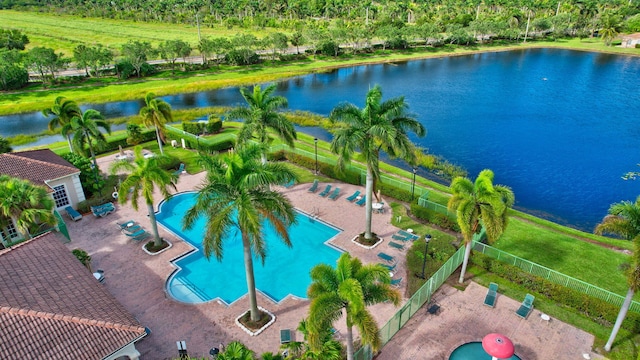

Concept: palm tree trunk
[[364, 166, 374, 240], [345, 325, 355, 360], [243, 238, 260, 322], [155, 127, 164, 155], [524, 10, 531, 43], [65, 134, 73, 153], [604, 287, 635, 351], [147, 202, 162, 247], [87, 135, 100, 183], [458, 241, 472, 283]]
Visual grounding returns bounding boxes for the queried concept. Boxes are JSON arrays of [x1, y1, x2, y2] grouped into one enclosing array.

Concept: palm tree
[[64, 109, 111, 179], [595, 196, 640, 351], [226, 84, 296, 164], [42, 96, 82, 152], [448, 169, 515, 283], [280, 318, 342, 360], [0, 175, 56, 241], [330, 85, 425, 240], [307, 252, 401, 360], [110, 146, 177, 247], [217, 341, 255, 360], [139, 92, 173, 155], [183, 144, 297, 322]]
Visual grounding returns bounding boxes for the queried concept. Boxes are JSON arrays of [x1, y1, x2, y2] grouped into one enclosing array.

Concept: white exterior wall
[[105, 342, 141, 360], [46, 173, 86, 210]]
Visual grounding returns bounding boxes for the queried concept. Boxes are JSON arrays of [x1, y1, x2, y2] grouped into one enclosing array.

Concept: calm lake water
[[2, 48, 639, 231]]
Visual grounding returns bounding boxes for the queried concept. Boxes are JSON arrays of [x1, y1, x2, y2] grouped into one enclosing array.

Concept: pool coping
[[155, 192, 346, 307]]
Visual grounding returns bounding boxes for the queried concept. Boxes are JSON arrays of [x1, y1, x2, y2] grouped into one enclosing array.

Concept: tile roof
[[0, 150, 79, 189], [0, 232, 146, 360]]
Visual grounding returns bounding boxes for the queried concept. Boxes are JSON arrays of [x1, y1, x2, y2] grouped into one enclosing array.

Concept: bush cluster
[[181, 118, 222, 135], [273, 150, 360, 185], [410, 203, 460, 232], [471, 253, 640, 333]]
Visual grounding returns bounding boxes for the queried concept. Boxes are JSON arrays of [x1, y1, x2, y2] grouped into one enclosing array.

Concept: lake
[[2, 48, 639, 231]]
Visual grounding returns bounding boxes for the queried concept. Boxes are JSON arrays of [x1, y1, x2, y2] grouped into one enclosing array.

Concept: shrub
[[224, 49, 260, 65], [471, 253, 640, 333], [126, 124, 144, 145], [410, 203, 460, 232], [72, 248, 91, 269], [63, 153, 105, 196], [206, 116, 223, 133], [319, 41, 340, 56]]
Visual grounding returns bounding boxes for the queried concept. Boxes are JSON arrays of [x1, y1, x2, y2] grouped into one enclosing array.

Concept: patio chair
[[328, 187, 341, 200], [516, 293, 535, 319], [379, 262, 397, 271], [122, 223, 143, 234], [390, 277, 403, 287], [280, 329, 292, 344], [355, 195, 367, 206], [345, 190, 361, 202], [308, 179, 319, 193], [484, 282, 498, 308], [283, 179, 295, 188], [64, 206, 82, 221], [130, 230, 151, 242], [388, 241, 405, 250], [91, 203, 115, 217], [398, 229, 419, 240], [93, 269, 105, 283], [116, 220, 138, 229], [427, 303, 441, 315], [319, 184, 332, 197], [377, 252, 395, 263], [392, 233, 412, 242], [173, 163, 185, 176]]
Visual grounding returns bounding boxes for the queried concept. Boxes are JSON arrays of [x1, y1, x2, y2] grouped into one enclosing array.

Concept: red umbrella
[[482, 333, 515, 360]]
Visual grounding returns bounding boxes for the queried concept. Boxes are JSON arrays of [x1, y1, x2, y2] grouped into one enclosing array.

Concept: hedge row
[[91, 130, 157, 156], [182, 119, 222, 135], [410, 203, 460, 232], [272, 150, 361, 185], [471, 253, 640, 333], [164, 126, 234, 153]]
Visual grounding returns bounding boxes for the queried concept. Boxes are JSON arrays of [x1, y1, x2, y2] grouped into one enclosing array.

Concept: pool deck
[[63, 154, 603, 359]]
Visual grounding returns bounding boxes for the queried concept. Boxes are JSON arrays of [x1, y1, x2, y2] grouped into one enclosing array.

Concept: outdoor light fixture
[[417, 234, 431, 279], [314, 138, 318, 175], [411, 167, 417, 201]]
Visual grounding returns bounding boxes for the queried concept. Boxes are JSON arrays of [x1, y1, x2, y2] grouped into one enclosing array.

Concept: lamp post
[[314, 138, 318, 175], [416, 234, 431, 279], [411, 167, 417, 201]]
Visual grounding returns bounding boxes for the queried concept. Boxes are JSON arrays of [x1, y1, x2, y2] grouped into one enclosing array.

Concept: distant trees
[[27, 47, 67, 82], [120, 40, 154, 77], [0, 49, 28, 90], [158, 39, 192, 73], [0, 29, 29, 50], [73, 44, 113, 77]]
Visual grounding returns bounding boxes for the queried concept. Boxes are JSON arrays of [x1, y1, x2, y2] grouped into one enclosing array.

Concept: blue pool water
[[159, 192, 342, 304], [449, 342, 522, 360]]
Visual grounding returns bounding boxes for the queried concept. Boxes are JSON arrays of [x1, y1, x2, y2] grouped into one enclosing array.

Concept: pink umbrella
[[482, 333, 515, 360]]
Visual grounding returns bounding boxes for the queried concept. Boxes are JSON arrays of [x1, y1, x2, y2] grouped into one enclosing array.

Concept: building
[[621, 33, 640, 48], [0, 149, 86, 245], [0, 232, 148, 360]]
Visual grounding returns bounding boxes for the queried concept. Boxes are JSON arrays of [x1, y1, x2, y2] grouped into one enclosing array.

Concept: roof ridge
[[3, 152, 77, 173], [0, 306, 146, 333]]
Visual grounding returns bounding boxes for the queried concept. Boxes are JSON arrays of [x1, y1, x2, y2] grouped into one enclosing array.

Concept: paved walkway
[[62, 153, 601, 359]]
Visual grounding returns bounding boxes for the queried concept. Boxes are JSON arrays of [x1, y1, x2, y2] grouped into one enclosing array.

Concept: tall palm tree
[[595, 196, 640, 352], [307, 252, 401, 360], [0, 175, 56, 241], [139, 92, 173, 155], [280, 318, 342, 360], [42, 96, 82, 152], [110, 146, 177, 248], [64, 109, 111, 178], [448, 169, 515, 283], [226, 84, 296, 164], [183, 144, 297, 322], [330, 85, 425, 240]]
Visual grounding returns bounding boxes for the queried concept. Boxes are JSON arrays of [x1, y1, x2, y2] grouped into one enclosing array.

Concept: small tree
[[121, 40, 154, 78], [0, 137, 11, 153], [158, 39, 192, 73]]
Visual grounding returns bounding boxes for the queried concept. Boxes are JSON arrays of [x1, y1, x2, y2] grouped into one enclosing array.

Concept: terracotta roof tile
[[0, 233, 146, 360], [0, 150, 79, 189]]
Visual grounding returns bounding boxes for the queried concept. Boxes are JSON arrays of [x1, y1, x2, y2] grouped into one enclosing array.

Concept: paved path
[[63, 153, 602, 359]]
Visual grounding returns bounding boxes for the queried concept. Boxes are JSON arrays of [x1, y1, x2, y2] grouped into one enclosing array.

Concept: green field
[[0, 10, 273, 55]]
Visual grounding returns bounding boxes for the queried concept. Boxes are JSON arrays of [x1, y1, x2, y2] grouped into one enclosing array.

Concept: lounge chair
[[117, 220, 138, 229], [379, 262, 397, 271], [122, 224, 143, 234], [398, 229, 419, 240], [516, 293, 535, 319], [328, 187, 341, 200], [308, 179, 319, 193], [390, 277, 403, 287], [91, 203, 115, 217], [392, 233, 412, 242], [64, 206, 83, 221], [173, 163, 185, 176], [377, 252, 395, 263], [484, 282, 498, 308], [124, 228, 147, 238], [130, 231, 151, 242], [388, 241, 405, 250], [318, 184, 332, 197], [280, 329, 291, 344], [355, 195, 366, 206], [345, 190, 361, 202], [283, 179, 295, 188]]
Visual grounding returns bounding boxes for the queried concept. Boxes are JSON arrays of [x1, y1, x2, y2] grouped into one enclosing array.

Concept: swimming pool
[[160, 192, 342, 305], [449, 342, 522, 360]]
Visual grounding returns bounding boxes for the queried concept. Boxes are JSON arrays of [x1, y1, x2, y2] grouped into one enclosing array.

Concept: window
[[52, 184, 70, 208], [1, 223, 18, 242]]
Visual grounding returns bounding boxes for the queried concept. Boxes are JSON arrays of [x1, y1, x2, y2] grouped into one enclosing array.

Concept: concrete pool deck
[[62, 154, 603, 359]]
